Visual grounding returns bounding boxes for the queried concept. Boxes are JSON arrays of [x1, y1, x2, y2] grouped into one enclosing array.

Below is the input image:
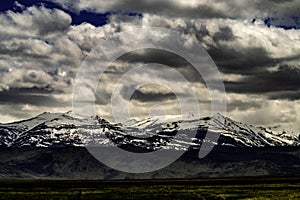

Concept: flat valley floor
[[0, 177, 299, 199]]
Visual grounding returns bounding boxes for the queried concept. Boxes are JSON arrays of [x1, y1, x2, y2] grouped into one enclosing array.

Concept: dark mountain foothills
[[0, 112, 299, 179]]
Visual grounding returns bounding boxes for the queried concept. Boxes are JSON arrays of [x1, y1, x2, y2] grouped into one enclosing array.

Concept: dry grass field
[[0, 177, 299, 199]]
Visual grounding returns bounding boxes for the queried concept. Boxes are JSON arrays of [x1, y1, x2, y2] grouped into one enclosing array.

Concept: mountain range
[[0, 112, 299, 149], [0, 112, 299, 179]]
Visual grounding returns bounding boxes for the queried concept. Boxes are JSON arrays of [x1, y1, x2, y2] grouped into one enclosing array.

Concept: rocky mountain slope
[[0, 112, 299, 179], [0, 112, 299, 150]]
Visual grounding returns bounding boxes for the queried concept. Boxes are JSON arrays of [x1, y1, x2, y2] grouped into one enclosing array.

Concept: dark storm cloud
[[117, 48, 190, 68], [198, 24, 299, 76], [106, 36, 300, 101], [0, 87, 68, 106], [95, 90, 111, 105], [225, 65, 300, 99], [268, 90, 300, 100], [130, 89, 176, 102], [8, 86, 55, 94], [192, 22, 300, 100], [191, 24, 278, 80], [208, 46, 277, 75], [110, 48, 204, 83], [194, 25, 277, 75], [95, 83, 178, 105], [212, 26, 234, 42], [0, 46, 49, 59], [195, 24, 210, 41]]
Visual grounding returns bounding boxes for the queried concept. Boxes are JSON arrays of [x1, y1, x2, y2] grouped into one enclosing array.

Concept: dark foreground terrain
[[0, 147, 300, 179], [0, 177, 299, 199], [0, 147, 299, 199]]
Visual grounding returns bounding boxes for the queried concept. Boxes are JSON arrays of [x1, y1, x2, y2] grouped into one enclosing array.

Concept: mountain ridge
[[0, 112, 299, 179], [0, 112, 299, 149]]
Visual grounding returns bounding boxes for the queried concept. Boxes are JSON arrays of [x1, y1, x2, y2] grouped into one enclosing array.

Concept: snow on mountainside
[[0, 112, 299, 149]]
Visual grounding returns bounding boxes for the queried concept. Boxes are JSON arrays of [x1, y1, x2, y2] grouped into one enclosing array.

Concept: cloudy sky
[[0, 0, 299, 134]]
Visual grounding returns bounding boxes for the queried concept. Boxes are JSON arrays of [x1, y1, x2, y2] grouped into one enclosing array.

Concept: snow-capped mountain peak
[[0, 112, 299, 149]]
